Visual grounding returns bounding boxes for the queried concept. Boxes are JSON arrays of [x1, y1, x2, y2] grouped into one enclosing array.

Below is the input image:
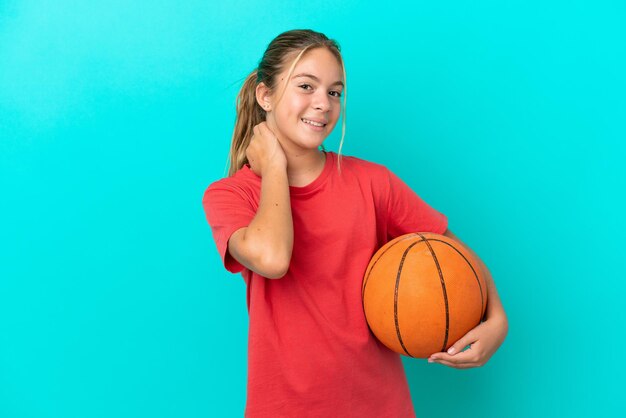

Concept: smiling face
[[258, 47, 344, 155]]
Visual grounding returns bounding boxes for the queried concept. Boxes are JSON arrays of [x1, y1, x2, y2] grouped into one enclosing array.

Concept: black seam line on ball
[[426, 239, 485, 324], [395, 238, 425, 358], [417, 233, 450, 353], [362, 233, 419, 302]]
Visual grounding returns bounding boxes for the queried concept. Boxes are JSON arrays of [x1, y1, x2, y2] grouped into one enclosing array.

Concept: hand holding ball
[[362, 232, 487, 358]]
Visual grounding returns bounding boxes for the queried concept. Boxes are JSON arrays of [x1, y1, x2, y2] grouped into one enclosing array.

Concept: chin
[[301, 133, 329, 146], [289, 133, 328, 150]]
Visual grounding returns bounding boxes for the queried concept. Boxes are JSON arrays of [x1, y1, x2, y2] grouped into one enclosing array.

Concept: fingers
[[430, 346, 474, 363], [434, 323, 482, 358], [257, 123, 279, 146], [428, 347, 483, 369], [246, 122, 286, 177], [446, 331, 477, 356], [428, 330, 480, 366], [430, 358, 477, 369], [250, 122, 275, 147], [426, 318, 504, 369]]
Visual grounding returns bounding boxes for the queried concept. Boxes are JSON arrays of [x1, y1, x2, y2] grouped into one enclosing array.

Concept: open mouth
[[301, 118, 327, 128]]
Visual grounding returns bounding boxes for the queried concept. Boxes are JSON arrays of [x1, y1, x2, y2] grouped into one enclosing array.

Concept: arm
[[227, 122, 293, 279], [444, 229, 508, 326], [428, 229, 509, 368]]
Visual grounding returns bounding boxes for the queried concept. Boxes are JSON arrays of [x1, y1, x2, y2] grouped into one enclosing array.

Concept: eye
[[330, 90, 342, 98], [299, 84, 313, 91]]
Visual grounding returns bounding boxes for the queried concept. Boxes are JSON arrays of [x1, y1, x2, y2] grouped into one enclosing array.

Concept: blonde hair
[[227, 29, 347, 176]]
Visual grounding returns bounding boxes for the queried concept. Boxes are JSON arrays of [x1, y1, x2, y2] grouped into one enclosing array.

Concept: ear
[[256, 82, 272, 112]]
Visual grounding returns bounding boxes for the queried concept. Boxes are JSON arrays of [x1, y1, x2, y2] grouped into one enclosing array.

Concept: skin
[[253, 47, 343, 186], [230, 47, 508, 368], [226, 47, 343, 279], [429, 229, 509, 368]]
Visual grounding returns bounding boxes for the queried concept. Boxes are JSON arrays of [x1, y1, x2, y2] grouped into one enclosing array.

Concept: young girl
[[203, 29, 508, 417]]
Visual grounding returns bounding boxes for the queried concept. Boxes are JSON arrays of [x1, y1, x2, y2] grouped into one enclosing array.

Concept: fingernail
[[447, 347, 456, 355], [428, 358, 434, 363]]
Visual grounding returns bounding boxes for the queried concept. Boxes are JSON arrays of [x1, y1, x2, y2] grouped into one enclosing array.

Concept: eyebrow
[[292, 73, 344, 88]]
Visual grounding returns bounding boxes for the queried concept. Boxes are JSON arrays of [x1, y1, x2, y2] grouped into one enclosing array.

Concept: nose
[[313, 92, 331, 112]]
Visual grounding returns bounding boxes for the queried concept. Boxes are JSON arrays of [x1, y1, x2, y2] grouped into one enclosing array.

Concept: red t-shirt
[[202, 151, 448, 417]]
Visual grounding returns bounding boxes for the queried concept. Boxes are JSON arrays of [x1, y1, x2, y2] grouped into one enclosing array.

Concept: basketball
[[362, 232, 488, 358]]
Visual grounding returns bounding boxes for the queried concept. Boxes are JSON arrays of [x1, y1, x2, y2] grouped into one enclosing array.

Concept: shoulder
[[332, 154, 397, 201], [202, 165, 260, 206], [336, 153, 391, 177]]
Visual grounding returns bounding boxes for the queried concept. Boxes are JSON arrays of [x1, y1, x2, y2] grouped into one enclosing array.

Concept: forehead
[[285, 48, 344, 82]]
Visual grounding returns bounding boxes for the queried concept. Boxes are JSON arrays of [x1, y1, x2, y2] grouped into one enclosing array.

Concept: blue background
[[1, 0, 624, 417]]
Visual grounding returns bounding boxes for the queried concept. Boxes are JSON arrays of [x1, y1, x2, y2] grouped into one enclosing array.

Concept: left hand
[[428, 316, 508, 369]]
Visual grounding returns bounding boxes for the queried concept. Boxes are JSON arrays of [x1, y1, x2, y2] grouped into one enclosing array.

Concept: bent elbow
[[263, 258, 290, 279], [257, 254, 290, 279], [240, 233, 292, 278]]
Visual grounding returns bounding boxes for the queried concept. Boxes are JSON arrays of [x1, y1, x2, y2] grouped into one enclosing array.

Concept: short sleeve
[[202, 181, 256, 273], [384, 168, 448, 240]]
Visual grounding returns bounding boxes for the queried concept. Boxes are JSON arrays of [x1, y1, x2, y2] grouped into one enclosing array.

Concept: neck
[[283, 148, 326, 187], [265, 116, 327, 187]]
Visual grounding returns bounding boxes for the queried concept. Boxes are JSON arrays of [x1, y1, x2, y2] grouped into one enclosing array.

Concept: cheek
[[277, 96, 301, 115], [290, 90, 310, 104], [330, 104, 342, 121], [274, 106, 302, 132]]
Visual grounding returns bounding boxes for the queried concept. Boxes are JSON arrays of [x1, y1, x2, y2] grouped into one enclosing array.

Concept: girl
[[203, 29, 508, 417]]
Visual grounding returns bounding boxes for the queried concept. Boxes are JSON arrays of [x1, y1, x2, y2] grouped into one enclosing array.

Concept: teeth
[[302, 118, 325, 127]]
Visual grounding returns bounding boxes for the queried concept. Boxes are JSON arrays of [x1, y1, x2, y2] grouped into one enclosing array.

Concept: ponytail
[[228, 70, 265, 176]]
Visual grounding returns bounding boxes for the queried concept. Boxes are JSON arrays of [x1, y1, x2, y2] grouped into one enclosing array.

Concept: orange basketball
[[362, 232, 488, 358]]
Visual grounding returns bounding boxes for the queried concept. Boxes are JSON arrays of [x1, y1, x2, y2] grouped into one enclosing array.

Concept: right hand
[[246, 122, 287, 176]]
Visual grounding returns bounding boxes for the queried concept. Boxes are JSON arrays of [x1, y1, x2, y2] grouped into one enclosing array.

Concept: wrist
[[262, 160, 288, 177]]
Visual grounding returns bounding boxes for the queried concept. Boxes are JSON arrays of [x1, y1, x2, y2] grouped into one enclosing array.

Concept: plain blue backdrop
[[1, 1, 624, 417]]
